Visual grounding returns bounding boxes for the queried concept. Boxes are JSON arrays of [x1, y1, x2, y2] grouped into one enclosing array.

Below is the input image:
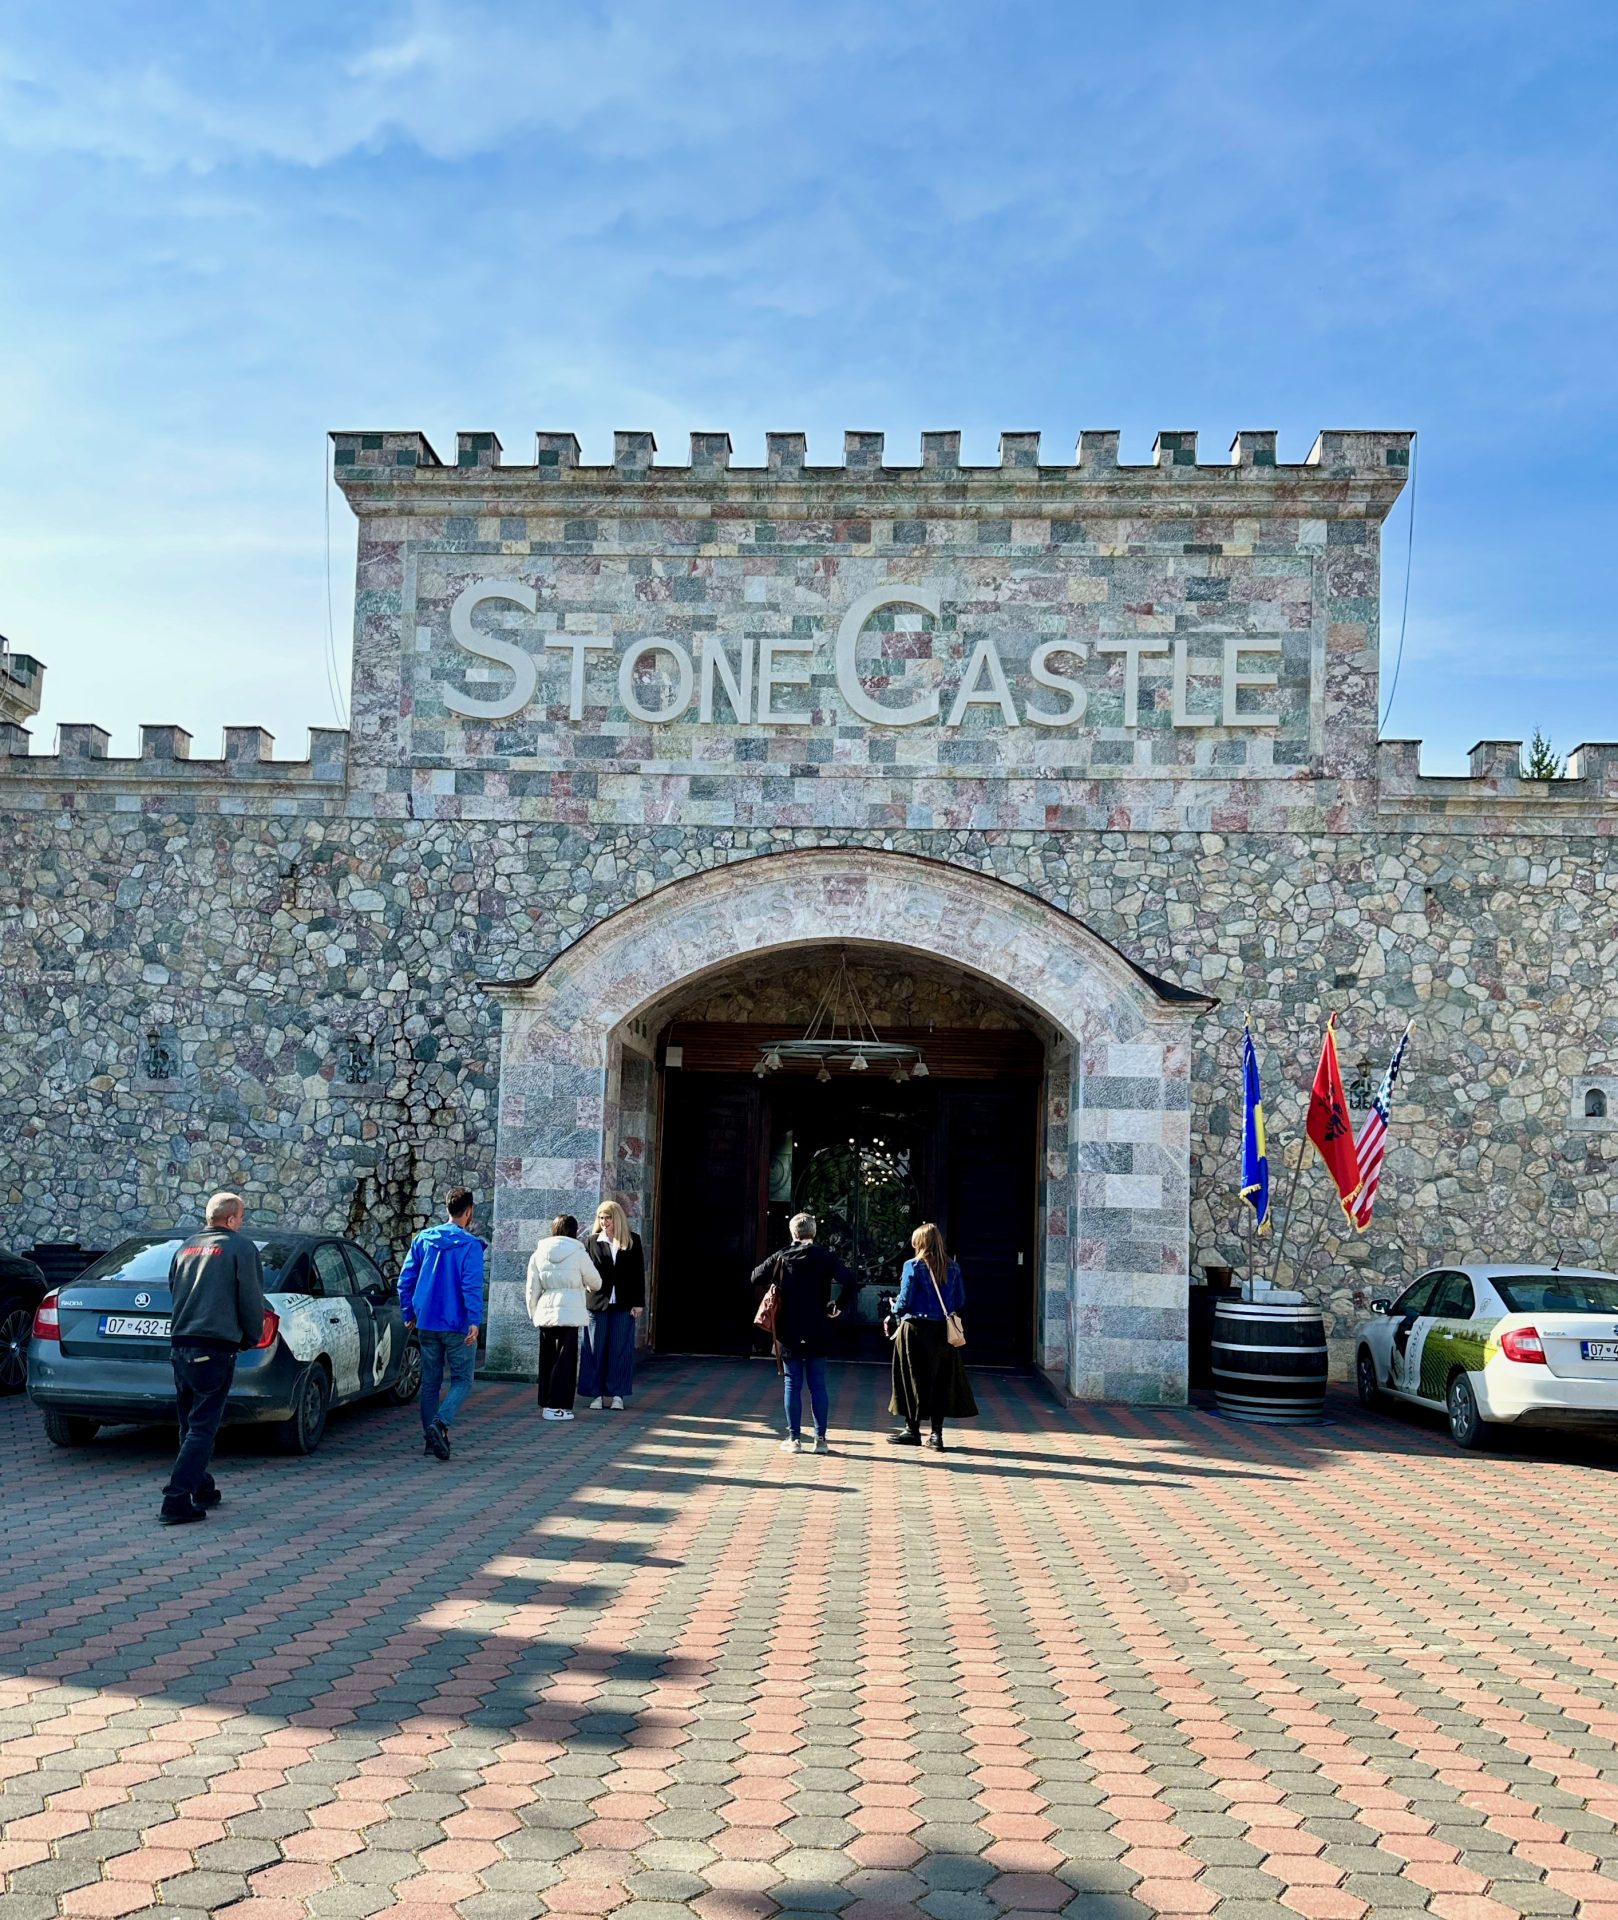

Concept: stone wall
[[2, 792, 1614, 1371]]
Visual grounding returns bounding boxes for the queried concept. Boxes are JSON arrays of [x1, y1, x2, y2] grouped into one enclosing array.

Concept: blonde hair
[[205, 1190, 244, 1226], [594, 1199, 631, 1253], [911, 1221, 950, 1296]]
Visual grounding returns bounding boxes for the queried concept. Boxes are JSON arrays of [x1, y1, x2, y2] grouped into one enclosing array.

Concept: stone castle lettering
[[442, 579, 1284, 732]]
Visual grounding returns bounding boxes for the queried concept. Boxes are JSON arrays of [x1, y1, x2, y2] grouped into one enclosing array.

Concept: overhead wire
[[322, 440, 349, 727], [1379, 431, 1419, 736]]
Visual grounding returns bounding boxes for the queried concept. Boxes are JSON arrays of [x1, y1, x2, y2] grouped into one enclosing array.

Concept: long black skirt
[[890, 1317, 978, 1426]]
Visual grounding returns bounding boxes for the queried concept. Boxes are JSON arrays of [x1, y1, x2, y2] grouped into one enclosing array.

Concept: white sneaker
[[813, 1434, 830, 1454], [609, 1395, 625, 1411], [542, 1407, 563, 1421], [556, 1409, 575, 1421], [780, 1436, 803, 1453], [588, 1397, 603, 1410]]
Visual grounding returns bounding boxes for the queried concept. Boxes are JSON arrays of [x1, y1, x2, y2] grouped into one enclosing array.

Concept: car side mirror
[[1370, 1299, 1393, 1314]]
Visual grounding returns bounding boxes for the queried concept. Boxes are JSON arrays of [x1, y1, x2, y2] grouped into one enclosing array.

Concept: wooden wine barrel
[[1211, 1297, 1328, 1422]]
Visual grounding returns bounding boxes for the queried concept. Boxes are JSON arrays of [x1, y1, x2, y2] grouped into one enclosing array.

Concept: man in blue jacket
[[398, 1187, 485, 1460]]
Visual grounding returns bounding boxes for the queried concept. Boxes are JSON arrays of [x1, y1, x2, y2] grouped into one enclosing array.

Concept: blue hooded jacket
[[398, 1222, 485, 1334]]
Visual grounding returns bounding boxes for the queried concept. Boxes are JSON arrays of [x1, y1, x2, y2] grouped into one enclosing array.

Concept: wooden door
[[654, 1076, 762, 1354], [936, 1082, 1038, 1366]]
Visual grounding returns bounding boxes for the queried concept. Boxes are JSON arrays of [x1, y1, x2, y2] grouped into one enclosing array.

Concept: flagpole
[[1265, 1134, 1310, 1287], [1288, 1194, 1339, 1296]]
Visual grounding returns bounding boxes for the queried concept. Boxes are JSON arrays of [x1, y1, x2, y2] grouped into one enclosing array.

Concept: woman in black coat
[[580, 1200, 645, 1409]]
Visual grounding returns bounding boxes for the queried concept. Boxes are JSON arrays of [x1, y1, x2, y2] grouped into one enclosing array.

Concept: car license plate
[[101, 1315, 170, 1338], [1581, 1340, 1618, 1362]]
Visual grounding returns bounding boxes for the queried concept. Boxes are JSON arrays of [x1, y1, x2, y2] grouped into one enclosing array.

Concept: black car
[[27, 1231, 421, 1453], [0, 1247, 48, 1396]]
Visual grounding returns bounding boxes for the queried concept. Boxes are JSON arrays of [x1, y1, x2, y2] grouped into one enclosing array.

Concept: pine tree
[[1524, 728, 1563, 781]]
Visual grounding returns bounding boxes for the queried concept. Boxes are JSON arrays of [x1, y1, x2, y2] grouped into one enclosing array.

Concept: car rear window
[[74, 1236, 305, 1288], [1494, 1275, 1618, 1314]]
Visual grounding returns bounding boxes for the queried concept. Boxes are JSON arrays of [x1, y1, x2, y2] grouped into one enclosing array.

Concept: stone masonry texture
[[4, 1365, 1618, 1920], [1, 426, 1615, 1393]]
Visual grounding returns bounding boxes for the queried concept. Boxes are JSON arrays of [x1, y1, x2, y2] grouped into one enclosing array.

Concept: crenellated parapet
[[0, 723, 347, 811], [332, 425, 1414, 516], [1378, 737, 1618, 827]]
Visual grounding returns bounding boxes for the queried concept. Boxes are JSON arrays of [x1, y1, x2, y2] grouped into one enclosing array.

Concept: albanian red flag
[[1306, 1015, 1363, 1221]]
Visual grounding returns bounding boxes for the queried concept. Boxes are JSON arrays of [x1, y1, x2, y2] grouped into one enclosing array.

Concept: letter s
[[1025, 640, 1088, 726], [443, 580, 539, 720]]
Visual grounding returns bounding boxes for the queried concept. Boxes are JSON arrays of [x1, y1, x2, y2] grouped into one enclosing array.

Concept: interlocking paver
[[8, 1368, 1618, 1918]]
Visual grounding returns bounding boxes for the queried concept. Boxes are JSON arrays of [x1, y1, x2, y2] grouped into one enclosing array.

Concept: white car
[[1354, 1264, 1618, 1449]]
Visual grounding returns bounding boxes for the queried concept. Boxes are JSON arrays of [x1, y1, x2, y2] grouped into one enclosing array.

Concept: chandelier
[[755, 949, 929, 1084]]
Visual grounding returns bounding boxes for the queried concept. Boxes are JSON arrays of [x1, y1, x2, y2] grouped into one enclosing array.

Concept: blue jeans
[[783, 1355, 829, 1439], [164, 1346, 236, 1510], [579, 1310, 636, 1400], [419, 1329, 476, 1432]]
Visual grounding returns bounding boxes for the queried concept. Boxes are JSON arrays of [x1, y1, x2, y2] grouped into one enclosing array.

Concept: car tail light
[[32, 1292, 60, 1342], [253, 1308, 280, 1350], [1500, 1325, 1546, 1364]]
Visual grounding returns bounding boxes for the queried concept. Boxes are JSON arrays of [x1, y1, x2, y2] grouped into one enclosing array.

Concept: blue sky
[[2, 0, 1614, 770]]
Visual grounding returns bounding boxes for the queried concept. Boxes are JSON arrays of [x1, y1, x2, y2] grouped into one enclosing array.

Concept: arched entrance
[[650, 943, 1049, 1367], [483, 850, 1209, 1404]]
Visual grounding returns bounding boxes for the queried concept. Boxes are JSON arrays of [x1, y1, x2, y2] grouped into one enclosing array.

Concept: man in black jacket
[[753, 1213, 855, 1455], [159, 1191, 266, 1525]]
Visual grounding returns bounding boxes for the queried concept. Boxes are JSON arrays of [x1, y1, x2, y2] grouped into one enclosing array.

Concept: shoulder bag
[[753, 1253, 785, 1372], [926, 1261, 967, 1349]]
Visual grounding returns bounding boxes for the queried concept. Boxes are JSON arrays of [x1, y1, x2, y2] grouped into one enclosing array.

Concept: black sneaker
[[159, 1505, 207, 1525], [422, 1429, 436, 1456], [887, 1430, 922, 1446], [428, 1422, 451, 1461], [193, 1487, 222, 1510], [927, 1434, 946, 1452]]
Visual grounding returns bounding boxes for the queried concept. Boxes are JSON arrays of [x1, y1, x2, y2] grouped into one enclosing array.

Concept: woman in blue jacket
[[886, 1221, 978, 1450]]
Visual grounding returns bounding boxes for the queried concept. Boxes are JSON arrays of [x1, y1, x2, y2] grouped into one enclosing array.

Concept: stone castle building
[[2, 424, 1614, 1398]]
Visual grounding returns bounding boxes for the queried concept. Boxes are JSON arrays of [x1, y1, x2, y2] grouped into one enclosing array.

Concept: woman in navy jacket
[[886, 1221, 978, 1450]]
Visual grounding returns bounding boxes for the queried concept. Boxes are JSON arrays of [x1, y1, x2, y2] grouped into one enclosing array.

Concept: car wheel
[[1355, 1347, 1381, 1410], [42, 1410, 100, 1448], [0, 1299, 32, 1395], [277, 1364, 331, 1455], [1447, 1371, 1488, 1450], [386, 1333, 422, 1405]]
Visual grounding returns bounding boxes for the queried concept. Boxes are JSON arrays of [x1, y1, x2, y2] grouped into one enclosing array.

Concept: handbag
[[753, 1257, 786, 1374], [926, 1261, 967, 1349]]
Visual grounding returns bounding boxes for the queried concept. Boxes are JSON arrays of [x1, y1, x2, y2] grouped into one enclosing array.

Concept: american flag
[[1352, 1024, 1413, 1232]]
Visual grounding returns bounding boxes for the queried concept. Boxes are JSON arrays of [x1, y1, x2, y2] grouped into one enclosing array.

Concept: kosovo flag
[[1240, 1022, 1270, 1230]]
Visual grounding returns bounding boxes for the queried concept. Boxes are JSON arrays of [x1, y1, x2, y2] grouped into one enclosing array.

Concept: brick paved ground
[[5, 1361, 1618, 1920]]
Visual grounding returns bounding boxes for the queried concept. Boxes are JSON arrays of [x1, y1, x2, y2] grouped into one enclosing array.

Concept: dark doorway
[[654, 1064, 1039, 1366]]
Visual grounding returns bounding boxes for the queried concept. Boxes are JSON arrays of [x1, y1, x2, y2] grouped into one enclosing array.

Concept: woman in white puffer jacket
[[525, 1214, 597, 1421]]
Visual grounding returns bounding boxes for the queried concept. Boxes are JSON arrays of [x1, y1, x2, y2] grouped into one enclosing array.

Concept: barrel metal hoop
[[1213, 1369, 1327, 1385], [1211, 1338, 1327, 1352]]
